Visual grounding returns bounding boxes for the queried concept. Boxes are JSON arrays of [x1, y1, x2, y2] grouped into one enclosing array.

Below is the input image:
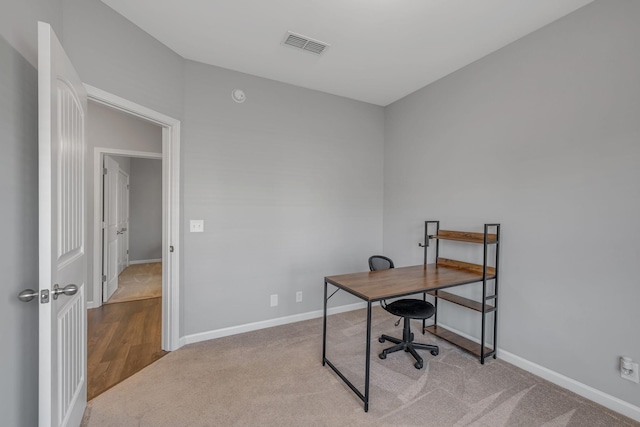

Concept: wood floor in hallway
[[87, 297, 167, 401]]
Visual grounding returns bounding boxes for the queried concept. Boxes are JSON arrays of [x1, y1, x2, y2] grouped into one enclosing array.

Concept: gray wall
[[86, 102, 162, 303], [182, 61, 384, 334], [129, 158, 163, 261], [0, 1, 62, 425], [383, 0, 640, 408], [61, 0, 184, 120]]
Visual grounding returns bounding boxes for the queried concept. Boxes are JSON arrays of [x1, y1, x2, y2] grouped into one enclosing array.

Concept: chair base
[[378, 319, 439, 369]]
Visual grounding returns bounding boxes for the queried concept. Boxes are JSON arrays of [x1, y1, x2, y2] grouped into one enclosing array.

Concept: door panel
[[103, 156, 119, 302], [38, 21, 87, 427], [117, 170, 129, 273]]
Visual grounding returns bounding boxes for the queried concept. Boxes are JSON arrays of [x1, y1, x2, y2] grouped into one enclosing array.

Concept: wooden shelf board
[[437, 258, 496, 277], [431, 230, 497, 244], [424, 325, 491, 358], [427, 290, 493, 312]]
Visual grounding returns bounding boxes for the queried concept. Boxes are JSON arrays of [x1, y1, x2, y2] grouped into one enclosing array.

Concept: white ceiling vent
[[283, 31, 329, 55]]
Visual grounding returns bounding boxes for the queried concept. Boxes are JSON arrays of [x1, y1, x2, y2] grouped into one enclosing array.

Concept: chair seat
[[384, 299, 435, 319]]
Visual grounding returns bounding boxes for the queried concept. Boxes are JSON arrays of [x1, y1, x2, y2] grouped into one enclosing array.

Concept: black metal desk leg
[[323, 280, 328, 366], [364, 301, 372, 412], [322, 283, 371, 412]]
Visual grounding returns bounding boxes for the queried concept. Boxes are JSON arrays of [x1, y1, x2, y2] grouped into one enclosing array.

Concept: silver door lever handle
[[52, 284, 78, 300], [18, 289, 38, 302]]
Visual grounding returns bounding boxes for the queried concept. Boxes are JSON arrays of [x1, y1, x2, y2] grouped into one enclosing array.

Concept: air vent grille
[[283, 31, 329, 55], [285, 35, 307, 49], [303, 41, 327, 54]]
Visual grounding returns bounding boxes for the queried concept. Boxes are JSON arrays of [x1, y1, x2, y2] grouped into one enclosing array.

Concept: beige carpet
[[82, 307, 638, 426], [105, 262, 162, 304]]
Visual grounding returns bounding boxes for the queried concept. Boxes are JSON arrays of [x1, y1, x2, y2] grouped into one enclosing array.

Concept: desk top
[[325, 264, 489, 301]]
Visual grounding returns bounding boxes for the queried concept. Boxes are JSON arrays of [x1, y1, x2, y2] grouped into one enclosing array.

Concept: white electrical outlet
[[270, 294, 278, 307], [621, 358, 639, 383], [296, 291, 302, 303]]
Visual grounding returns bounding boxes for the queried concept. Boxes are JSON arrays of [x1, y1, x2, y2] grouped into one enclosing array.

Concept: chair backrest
[[369, 255, 394, 271]]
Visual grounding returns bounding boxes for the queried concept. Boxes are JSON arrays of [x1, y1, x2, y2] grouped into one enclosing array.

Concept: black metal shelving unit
[[420, 220, 501, 364]]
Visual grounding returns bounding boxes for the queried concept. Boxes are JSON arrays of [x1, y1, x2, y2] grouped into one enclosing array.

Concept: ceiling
[[100, 0, 594, 106]]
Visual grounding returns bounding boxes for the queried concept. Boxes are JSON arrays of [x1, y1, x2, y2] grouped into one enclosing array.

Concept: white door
[[102, 156, 119, 301], [38, 21, 87, 427], [117, 170, 130, 273]]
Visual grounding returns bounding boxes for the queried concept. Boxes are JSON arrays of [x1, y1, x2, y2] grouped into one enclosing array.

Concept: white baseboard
[[435, 323, 640, 422], [86, 299, 100, 309], [129, 258, 162, 265], [499, 350, 640, 422], [181, 301, 372, 346]]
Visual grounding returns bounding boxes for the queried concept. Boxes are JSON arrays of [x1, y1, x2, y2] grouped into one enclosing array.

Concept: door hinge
[[169, 245, 174, 253], [127, 184, 130, 190], [40, 289, 50, 304], [103, 167, 107, 175], [126, 249, 129, 254], [102, 275, 106, 282]]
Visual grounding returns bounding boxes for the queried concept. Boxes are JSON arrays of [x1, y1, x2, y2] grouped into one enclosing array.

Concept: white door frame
[[86, 84, 181, 351]]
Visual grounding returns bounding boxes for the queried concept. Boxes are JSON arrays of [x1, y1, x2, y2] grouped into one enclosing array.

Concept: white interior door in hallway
[[102, 157, 130, 303], [117, 169, 130, 274], [38, 21, 87, 427], [102, 156, 121, 302]]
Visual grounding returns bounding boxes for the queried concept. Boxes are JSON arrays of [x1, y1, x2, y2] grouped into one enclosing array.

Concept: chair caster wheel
[[431, 349, 439, 356], [414, 361, 423, 369], [379, 353, 386, 360], [378, 337, 385, 343]]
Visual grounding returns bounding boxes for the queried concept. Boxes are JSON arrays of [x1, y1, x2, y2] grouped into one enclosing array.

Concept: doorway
[[101, 154, 162, 306], [89, 115, 167, 399], [86, 85, 181, 351], [84, 87, 180, 399]]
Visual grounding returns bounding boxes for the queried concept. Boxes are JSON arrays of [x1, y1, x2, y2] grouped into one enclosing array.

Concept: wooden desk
[[322, 262, 496, 412]]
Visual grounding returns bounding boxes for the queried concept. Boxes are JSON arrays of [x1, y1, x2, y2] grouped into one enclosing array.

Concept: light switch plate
[[190, 220, 204, 232]]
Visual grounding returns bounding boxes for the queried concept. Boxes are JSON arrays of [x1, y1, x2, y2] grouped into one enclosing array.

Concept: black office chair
[[369, 255, 439, 369]]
